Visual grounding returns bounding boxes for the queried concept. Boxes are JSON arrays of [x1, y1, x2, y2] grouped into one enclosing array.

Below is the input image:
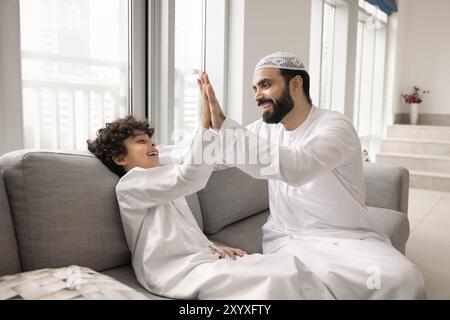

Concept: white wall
[[395, 0, 450, 115], [0, 0, 23, 155], [226, 0, 312, 125]]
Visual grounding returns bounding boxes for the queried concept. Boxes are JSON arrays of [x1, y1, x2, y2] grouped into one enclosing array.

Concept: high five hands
[[197, 73, 226, 130]]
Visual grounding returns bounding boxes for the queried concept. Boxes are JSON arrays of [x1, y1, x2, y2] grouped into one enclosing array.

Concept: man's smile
[[258, 100, 274, 112]]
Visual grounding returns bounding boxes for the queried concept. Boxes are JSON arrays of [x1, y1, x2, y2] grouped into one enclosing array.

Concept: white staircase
[[377, 125, 450, 192]]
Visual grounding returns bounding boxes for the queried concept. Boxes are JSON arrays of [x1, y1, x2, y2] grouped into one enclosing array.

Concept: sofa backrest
[[200, 164, 410, 236], [0, 150, 133, 272], [198, 168, 269, 235], [363, 162, 409, 215], [0, 172, 22, 276]]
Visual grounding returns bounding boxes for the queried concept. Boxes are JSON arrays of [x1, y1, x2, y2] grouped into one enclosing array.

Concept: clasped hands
[[197, 73, 226, 130]]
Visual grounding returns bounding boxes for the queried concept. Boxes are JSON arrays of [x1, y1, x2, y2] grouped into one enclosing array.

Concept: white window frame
[[130, 0, 147, 120], [148, 0, 228, 145], [0, 0, 24, 155]]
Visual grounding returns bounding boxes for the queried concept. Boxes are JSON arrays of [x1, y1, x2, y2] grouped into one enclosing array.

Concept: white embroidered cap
[[255, 52, 306, 71]]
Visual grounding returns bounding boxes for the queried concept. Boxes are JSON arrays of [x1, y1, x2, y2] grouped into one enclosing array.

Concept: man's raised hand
[[197, 73, 211, 129], [201, 73, 226, 130]]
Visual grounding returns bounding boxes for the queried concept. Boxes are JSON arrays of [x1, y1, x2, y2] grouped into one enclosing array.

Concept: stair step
[[381, 139, 450, 157], [410, 170, 450, 192], [376, 153, 450, 174], [387, 125, 450, 142]]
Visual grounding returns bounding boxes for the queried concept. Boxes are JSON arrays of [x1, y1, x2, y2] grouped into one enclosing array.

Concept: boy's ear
[[112, 155, 127, 166]]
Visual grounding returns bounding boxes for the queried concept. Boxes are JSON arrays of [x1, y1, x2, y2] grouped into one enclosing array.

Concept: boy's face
[[113, 130, 160, 172]]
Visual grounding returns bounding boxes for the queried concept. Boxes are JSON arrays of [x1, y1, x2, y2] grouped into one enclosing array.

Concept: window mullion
[[158, 0, 175, 145], [356, 20, 365, 133], [318, 0, 325, 108], [130, 0, 147, 120], [368, 26, 377, 138], [329, 4, 336, 110]]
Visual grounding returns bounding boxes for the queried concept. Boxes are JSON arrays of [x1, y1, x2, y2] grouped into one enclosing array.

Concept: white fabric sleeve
[[116, 127, 218, 208], [218, 118, 359, 187]]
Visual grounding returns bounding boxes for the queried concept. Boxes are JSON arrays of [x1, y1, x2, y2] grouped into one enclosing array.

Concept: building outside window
[[20, 0, 131, 150]]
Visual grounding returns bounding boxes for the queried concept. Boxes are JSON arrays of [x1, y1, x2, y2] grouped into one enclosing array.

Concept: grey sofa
[[0, 150, 410, 299]]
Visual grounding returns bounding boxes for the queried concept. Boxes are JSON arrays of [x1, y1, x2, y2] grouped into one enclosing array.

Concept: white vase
[[410, 103, 419, 125]]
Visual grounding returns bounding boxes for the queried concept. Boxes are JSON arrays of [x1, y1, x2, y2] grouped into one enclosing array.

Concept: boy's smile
[[114, 130, 160, 172]]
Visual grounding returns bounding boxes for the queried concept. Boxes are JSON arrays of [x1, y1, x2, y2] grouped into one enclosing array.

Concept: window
[[310, 0, 348, 113], [174, 0, 204, 136], [353, 1, 387, 138], [150, 0, 227, 145], [20, 0, 132, 150]]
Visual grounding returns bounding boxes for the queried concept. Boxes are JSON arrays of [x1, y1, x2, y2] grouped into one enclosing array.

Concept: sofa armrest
[[363, 162, 409, 215]]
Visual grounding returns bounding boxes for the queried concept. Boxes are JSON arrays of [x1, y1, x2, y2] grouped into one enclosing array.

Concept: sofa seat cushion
[[0, 173, 22, 276], [207, 211, 269, 254], [0, 266, 147, 300], [367, 206, 409, 253], [0, 150, 131, 272], [198, 168, 269, 234], [102, 265, 169, 300]]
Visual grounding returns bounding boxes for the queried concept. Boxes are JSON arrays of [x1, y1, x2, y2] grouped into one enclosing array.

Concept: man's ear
[[291, 75, 303, 93], [112, 154, 127, 166]]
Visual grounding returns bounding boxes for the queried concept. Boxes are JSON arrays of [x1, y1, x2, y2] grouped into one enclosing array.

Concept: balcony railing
[[21, 50, 128, 150]]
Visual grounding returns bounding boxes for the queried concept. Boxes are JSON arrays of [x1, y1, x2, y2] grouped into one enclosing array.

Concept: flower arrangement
[[401, 86, 430, 104]]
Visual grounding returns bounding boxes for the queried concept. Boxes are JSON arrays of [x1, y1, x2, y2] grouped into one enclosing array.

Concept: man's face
[[252, 68, 295, 124], [118, 130, 160, 171]]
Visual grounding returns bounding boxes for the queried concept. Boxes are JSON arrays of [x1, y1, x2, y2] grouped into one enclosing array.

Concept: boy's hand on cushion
[[213, 245, 247, 260]]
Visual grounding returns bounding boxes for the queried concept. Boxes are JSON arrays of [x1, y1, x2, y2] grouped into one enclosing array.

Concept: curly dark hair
[[87, 115, 155, 177]]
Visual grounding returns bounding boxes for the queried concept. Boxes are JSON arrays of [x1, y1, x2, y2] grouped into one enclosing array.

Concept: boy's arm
[[116, 127, 217, 208]]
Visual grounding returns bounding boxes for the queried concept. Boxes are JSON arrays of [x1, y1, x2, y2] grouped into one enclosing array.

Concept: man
[[86, 75, 333, 299], [200, 52, 426, 299]]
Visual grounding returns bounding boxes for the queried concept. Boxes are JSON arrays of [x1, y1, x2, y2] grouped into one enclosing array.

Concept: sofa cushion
[[367, 206, 409, 254], [102, 265, 169, 300], [0, 172, 22, 276], [0, 150, 130, 272], [0, 265, 147, 300], [198, 168, 269, 234], [207, 211, 269, 254]]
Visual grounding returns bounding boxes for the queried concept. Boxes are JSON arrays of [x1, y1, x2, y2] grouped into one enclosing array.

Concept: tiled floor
[[406, 188, 450, 299]]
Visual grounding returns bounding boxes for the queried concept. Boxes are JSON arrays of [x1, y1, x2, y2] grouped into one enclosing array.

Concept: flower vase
[[409, 103, 419, 125]]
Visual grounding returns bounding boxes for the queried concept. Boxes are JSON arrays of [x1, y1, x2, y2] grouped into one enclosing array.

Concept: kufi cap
[[255, 52, 306, 71]]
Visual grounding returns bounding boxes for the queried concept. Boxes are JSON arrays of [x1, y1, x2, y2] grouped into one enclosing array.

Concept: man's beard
[[258, 88, 295, 124]]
